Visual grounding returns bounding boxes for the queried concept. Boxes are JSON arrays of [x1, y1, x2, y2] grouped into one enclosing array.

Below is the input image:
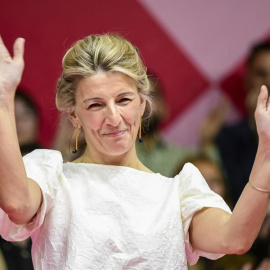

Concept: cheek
[[79, 113, 104, 132], [121, 106, 140, 127]]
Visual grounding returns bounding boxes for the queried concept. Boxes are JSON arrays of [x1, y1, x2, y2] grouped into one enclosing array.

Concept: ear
[[66, 109, 82, 128]]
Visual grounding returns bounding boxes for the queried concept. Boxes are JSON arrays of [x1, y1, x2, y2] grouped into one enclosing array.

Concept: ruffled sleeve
[[178, 163, 232, 265], [0, 149, 63, 241]]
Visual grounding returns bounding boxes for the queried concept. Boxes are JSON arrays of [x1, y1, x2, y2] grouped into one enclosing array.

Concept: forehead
[[77, 71, 138, 97]]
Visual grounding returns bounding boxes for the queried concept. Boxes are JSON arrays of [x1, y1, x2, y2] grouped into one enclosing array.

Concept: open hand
[[0, 36, 25, 100], [255, 85, 270, 151]]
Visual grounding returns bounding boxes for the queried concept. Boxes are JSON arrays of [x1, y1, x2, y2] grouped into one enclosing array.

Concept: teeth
[[114, 131, 124, 135]]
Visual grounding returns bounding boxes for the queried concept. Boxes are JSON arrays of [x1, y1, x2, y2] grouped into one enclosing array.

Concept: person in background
[[136, 73, 196, 177], [15, 90, 42, 156]]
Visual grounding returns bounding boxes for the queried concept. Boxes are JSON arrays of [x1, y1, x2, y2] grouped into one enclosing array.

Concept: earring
[[72, 125, 79, 154], [139, 115, 143, 143]]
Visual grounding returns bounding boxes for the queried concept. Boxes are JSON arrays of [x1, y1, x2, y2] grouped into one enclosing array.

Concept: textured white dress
[[0, 150, 231, 270]]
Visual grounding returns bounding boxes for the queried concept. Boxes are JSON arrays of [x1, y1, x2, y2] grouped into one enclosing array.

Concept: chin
[[106, 148, 129, 157], [104, 143, 132, 157]]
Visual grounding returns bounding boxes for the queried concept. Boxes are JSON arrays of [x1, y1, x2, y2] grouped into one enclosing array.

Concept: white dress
[[0, 150, 231, 270]]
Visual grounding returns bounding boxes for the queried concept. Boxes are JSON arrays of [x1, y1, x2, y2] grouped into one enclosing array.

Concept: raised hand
[[255, 85, 270, 150], [0, 36, 25, 101]]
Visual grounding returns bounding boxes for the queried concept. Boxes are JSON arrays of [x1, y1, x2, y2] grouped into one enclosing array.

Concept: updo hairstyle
[[56, 34, 152, 119]]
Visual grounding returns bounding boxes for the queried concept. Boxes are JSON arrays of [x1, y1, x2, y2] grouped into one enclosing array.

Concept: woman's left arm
[[189, 85, 270, 255]]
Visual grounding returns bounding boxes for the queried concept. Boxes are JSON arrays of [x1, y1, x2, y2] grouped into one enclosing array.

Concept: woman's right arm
[[0, 36, 42, 224]]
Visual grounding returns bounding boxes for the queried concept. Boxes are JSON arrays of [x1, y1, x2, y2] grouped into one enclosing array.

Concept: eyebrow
[[82, 91, 136, 103]]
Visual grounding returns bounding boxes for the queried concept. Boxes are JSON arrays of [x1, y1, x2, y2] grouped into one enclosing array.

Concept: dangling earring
[[72, 125, 79, 154], [139, 115, 143, 143]]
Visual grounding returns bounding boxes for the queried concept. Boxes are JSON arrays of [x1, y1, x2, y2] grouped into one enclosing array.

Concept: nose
[[105, 104, 121, 127]]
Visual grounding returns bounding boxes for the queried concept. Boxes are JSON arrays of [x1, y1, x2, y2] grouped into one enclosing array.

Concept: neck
[[74, 144, 148, 171]]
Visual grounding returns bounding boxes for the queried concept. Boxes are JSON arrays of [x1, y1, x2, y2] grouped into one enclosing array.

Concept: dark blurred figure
[[202, 41, 270, 205], [15, 90, 42, 155], [216, 42, 270, 205], [0, 239, 33, 270], [136, 73, 195, 177], [200, 41, 270, 268], [0, 89, 39, 270]]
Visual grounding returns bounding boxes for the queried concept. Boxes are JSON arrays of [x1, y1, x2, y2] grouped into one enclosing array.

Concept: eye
[[118, 98, 131, 104], [87, 103, 102, 109]]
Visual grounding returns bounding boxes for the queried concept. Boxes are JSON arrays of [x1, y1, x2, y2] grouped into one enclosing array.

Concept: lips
[[103, 130, 126, 137]]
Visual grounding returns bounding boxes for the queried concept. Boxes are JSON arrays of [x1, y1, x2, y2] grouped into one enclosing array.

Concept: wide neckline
[[64, 161, 158, 176]]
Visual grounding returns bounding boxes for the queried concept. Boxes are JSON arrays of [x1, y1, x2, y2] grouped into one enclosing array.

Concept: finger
[[264, 85, 270, 110], [0, 35, 12, 60], [13, 37, 25, 62], [257, 85, 268, 112]]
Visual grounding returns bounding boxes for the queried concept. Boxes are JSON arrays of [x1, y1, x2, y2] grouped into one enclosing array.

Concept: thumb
[[13, 37, 25, 62], [257, 85, 268, 111]]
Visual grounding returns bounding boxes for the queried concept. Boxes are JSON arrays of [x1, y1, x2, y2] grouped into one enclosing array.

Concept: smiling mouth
[[103, 130, 126, 137]]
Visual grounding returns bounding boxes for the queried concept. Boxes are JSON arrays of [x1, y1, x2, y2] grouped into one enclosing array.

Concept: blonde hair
[[56, 34, 152, 118]]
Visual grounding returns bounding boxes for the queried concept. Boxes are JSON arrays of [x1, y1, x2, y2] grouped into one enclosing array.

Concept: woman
[[0, 34, 269, 270]]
